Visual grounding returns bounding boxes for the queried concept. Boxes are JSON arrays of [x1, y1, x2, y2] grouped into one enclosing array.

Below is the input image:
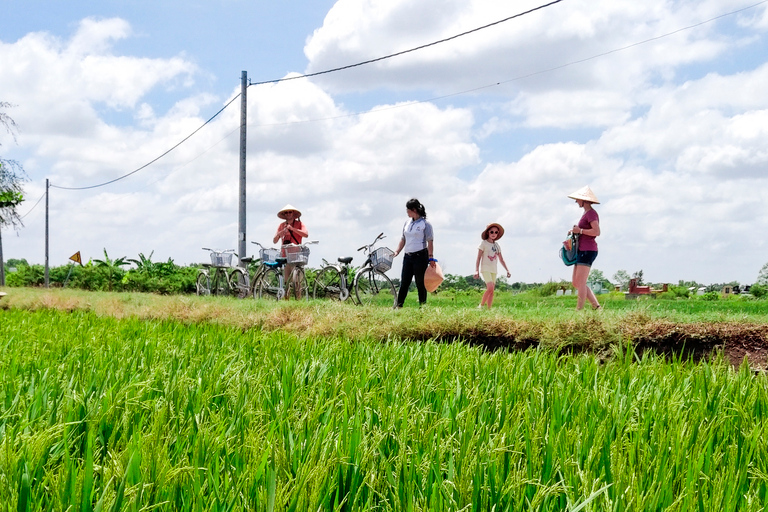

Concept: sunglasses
[[489, 230, 499, 234]]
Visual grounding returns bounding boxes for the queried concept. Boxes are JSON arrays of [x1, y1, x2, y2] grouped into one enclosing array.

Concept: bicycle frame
[[254, 240, 317, 300], [317, 258, 354, 301], [314, 233, 394, 305], [197, 248, 247, 297]]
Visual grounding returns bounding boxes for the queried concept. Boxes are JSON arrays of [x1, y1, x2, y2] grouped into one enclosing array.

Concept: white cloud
[[3, 2, 768, 287]]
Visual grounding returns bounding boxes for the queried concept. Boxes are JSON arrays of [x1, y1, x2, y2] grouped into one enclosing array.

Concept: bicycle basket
[[371, 247, 395, 272], [284, 244, 310, 265], [260, 247, 281, 263], [210, 251, 233, 267]]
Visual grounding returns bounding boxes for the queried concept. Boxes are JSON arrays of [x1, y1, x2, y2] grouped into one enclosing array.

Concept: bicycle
[[257, 241, 318, 300], [243, 241, 281, 297], [313, 233, 397, 306], [196, 248, 248, 298]]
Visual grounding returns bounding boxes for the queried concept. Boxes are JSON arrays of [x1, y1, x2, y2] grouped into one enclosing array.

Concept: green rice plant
[[2, 308, 768, 510]]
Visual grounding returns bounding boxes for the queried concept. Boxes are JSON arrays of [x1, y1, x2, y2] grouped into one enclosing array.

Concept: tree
[[613, 270, 631, 291], [1, 102, 29, 286], [587, 268, 605, 286], [757, 262, 768, 286], [0, 102, 27, 229], [631, 270, 645, 286], [93, 249, 129, 291]]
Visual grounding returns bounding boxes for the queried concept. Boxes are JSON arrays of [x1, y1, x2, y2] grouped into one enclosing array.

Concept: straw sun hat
[[567, 186, 600, 204], [277, 204, 302, 220], [481, 223, 505, 241]]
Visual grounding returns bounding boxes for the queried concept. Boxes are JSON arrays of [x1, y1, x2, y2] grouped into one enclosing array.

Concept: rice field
[[2, 303, 768, 511]]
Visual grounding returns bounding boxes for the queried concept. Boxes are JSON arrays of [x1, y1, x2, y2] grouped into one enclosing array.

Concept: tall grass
[[2, 308, 768, 510]]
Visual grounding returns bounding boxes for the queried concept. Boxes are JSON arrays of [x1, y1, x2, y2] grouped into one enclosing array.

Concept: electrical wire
[[50, 93, 241, 190], [19, 190, 46, 220], [244, 0, 768, 129], [48, 0, 766, 191], [47, 0, 564, 192], [248, 0, 566, 87]]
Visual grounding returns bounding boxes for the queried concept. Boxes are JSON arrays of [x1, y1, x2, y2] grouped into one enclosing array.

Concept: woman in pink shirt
[[273, 204, 309, 299], [567, 186, 601, 310]]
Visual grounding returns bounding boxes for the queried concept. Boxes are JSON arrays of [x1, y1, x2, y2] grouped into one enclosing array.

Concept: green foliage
[[657, 285, 691, 300], [3, 250, 199, 294], [0, 103, 28, 228], [749, 284, 768, 299], [757, 262, 768, 286], [92, 249, 129, 291], [0, 189, 23, 207], [5, 257, 28, 268], [530, 280, 572, 297], [613, 270, 630, 291], [700, 291, 720, 301], [4, 262, 45, 287], [442, 273, 485, 291], [3, 309, 768, 510]]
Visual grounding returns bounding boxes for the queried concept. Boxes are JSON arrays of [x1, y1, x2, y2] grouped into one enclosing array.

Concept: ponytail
[[406, 198, 427, 219]]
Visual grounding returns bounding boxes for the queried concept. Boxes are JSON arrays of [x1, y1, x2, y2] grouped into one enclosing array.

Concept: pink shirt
[[578, 209, 599, 251], [281, 220, 306, 245]]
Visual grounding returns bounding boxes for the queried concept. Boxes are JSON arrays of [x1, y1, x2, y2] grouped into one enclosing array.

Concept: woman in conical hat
[[567, 186, 602, 310], [273, 204, 309, 298]]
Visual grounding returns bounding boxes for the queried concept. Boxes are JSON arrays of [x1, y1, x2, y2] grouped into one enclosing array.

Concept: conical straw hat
[[277, 204, 302, 219], [567, 186, 600, 204]]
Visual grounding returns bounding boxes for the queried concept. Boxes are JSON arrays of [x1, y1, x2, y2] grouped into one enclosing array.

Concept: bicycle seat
[[265, 258, 288, 268], [338, 257, 353, 265], [240, 256, 254, 264], [202, 263, 212, 268]]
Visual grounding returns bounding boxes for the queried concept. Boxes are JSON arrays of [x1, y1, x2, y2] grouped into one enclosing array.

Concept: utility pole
[[45, 178, 49, 288], [238, 71, 247, 263]]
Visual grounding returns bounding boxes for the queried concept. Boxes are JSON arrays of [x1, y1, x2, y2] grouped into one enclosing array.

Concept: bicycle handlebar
[[202, 248, 235, 253], [357, 233, 386, 252]]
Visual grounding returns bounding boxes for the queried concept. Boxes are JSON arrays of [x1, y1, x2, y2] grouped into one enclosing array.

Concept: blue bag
[[560, 233, 579, 266]]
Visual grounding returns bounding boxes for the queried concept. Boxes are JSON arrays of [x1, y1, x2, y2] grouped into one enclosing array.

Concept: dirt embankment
[[3, 289, 768, 369], [449, 320, 768, 369]]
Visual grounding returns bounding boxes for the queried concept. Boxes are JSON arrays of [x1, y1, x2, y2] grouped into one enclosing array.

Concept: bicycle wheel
[[354, 268, 396, 307], [258, 268, 282, 300], [196, 272, 210, 296], [287, 267, 310, 301], [211, 270, 230, 297], [313, 267, 345, 300], [229, 268, 249, 299], [250, 267, 264, 299]]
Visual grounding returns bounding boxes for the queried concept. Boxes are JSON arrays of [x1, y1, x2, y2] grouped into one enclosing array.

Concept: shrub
[[531, 280, 572, 297], [657, 285, 690, 300], [750, 284, 768, 299]]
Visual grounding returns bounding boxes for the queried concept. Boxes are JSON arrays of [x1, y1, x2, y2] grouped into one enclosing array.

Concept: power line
[[50, 93, 241, 191], [248, 0, 567, 87], [19, 191, 46, 219], [48, 1, 565, 192], [244, 0, 768, 128], [49, 0, 766, 190]]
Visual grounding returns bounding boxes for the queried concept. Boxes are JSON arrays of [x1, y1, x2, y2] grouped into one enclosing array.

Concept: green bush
[[531, 280, 572, 297], [750, 284, 768, 299], [657, 285, 690, 300], [3, 252, 200, 294]]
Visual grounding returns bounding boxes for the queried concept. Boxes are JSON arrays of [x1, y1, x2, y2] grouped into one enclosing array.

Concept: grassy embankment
[[3, 286, 768, 361], [2, 305, 768, 510]]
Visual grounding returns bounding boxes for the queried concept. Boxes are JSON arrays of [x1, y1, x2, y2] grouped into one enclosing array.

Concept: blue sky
[[2, 0, 768, 285]]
